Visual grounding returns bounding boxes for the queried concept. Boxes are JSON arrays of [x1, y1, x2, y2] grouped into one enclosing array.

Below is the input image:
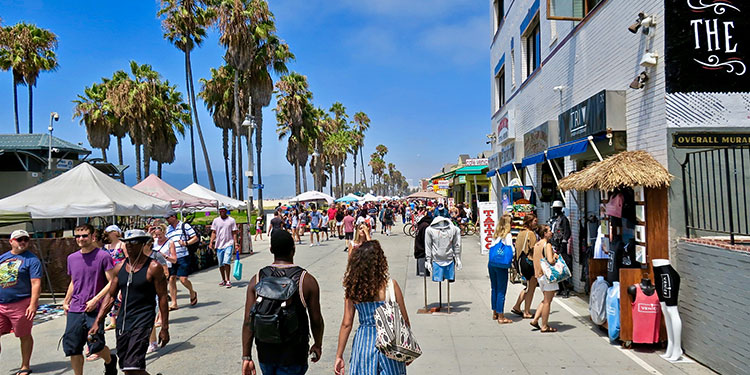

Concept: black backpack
[[250, 268, 303, 344]]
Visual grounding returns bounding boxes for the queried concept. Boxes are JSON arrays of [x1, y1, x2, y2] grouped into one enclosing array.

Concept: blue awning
[[486, 169, 497, 177], [546, 137, 590, 160], [499, 162, 518, 175], [522, 151, 545, 167]]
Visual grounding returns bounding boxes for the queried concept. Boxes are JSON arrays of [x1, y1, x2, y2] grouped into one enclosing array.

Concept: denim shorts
[[432, 261, 455, 282], [259, 362, 308, 375], [170, 256, 191, 277], [216, 245, 233, 266]]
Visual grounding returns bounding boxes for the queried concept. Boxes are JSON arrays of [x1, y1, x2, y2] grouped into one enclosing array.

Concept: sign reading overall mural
[[665, 0, 748, 93]]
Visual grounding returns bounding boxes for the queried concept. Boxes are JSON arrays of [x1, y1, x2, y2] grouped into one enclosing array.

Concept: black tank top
[[117, 258, 157, 330], [256, 265, 310, 366]]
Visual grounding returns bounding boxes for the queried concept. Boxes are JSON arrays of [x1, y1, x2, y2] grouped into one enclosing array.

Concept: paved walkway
[[1, 223, 716, 374]]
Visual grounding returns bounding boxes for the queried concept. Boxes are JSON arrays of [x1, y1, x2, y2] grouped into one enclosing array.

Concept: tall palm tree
[[150, 82, 189, 177], [73, 82, 112, 161], [103, 71, 130, 182], [369, 152, 385, 195], [159, 0, 217, 189], [275, 72, 312, 195], [0, 23, 27, 134], [329, 102, 349, 194], [352, 111, 370, 188], [200, 64, 237, 196]]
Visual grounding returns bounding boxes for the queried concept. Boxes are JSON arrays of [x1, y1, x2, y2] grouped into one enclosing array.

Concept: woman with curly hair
[[335, 240, 410, 375]]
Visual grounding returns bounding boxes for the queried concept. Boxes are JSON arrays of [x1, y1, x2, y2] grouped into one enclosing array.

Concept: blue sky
[[0, 0, 490, 197]]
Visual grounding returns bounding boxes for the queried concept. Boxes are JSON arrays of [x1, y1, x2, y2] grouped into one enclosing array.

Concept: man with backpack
[[242, 230, 324, 375]]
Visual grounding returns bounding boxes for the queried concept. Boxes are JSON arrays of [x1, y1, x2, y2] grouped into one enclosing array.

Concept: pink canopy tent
[[133, 174, 217, 209]]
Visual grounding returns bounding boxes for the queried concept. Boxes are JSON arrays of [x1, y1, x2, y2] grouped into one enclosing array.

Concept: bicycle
[[402, 222, 413, 236]]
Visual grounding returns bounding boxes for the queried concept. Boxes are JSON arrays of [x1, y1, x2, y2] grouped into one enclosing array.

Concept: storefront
[[451, 162, 490, 218]]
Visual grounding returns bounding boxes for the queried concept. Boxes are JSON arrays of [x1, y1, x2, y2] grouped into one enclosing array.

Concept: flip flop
[[530, 321, 541, 330], [16, 369, 32, 375], [510, 308, 523, 317], [497, 318, 513, 324], [190, 292, 198, 306], [169, 306, 179, 311], [541, 326, 558, 333]]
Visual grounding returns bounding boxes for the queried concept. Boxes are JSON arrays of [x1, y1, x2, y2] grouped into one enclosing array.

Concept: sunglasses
[[14, 237, 30, 243], [74, 234, 90, 239]]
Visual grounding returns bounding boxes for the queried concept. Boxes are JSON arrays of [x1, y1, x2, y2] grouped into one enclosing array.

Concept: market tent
[[335, 195, 360, 203], [0, 163, 171, 218], [406, 191, 444, 199], [558, 150, 674, 192], [0, 210, 32, 226], [362, 193, 378, 202], [134, 174, 217, 209], [290, 190, 335, 204], [182, 183, 246, 210]]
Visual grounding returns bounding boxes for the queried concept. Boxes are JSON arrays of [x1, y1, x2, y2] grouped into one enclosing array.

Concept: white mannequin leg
[[664, 305, 683, 361], [660, 302, 674, 359]]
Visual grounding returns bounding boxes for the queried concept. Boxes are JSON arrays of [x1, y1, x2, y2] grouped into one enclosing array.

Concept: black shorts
[[170, 256, 190, 277], [653, 265, 680, 306], [345, 232, 354, 240], [116, 326, 151, 371], [63, 311, 105, 356]]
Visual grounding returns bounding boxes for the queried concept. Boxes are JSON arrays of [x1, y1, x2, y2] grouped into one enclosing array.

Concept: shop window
[[493, 0, 505, 33], [522, 15, 541, 79], [547, 0, 603, 21], [495, 67, 506, 111]]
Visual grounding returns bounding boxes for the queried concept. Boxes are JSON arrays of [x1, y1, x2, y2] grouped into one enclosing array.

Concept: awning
[[486, 169, 497, 177], [521, 152, 545, 167], [487, 162, 520, 177], [453, 165, 488, 175], [547, 137, 593, 160]]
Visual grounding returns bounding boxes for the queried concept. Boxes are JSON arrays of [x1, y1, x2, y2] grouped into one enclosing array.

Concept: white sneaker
[[225, 282, 232, 288], [147, 342, 159, 353], [310, 243, 314, 247], [317, 242, 321, 246]]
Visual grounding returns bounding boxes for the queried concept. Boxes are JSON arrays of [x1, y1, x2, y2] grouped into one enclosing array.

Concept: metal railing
[[681, 147, 750, 244]]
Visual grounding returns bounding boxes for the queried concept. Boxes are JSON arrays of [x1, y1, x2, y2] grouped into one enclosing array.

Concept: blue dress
[[349, 301, 407, 375]]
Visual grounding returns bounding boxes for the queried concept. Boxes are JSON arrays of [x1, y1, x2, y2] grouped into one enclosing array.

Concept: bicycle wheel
[[408, 224, 417, 237], [464, 224, 476, 236], [403, 223, 413, 236]]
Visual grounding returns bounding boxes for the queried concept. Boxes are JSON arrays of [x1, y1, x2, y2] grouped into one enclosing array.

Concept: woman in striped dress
[[335, 240, 409, 375]]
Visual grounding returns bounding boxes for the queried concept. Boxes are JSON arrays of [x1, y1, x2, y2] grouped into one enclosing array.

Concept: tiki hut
[[558, 150, 674, 192]]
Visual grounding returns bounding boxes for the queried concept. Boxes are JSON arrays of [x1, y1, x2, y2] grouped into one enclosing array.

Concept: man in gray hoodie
[[424, 216, 462, 282]]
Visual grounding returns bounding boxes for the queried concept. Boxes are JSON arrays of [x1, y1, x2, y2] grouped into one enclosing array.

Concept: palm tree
[[369, 152, 385, 195], [275, 72, 312, 195], [328, 102, 349, 194], [150, 82, 189, 177], [200, 64, 237, 196], [0, 23, 27, 134], [158, 0, 217, 190], [103, 71, 130, 182], [73, 82, 112, 161], [352, 111, 370, 188]]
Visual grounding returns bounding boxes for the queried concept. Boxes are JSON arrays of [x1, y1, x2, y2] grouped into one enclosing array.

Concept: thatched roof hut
[[558, 150, 674, 192]]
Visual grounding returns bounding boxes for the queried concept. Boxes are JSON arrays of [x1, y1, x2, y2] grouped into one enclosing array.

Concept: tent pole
[[587, 136, 604, 162], [512, 164, 523, 183], [545, 151, 568, 207]]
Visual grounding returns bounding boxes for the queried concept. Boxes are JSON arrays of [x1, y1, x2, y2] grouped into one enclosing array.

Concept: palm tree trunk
[[294, 160, 301, 195], [117, 137, 124, 183], [329, 171, 333, 196], [184, 52, 198, 184], [157, 162, 163, 178], [27, 85, 33, 134], [302, 162, 308, 192], [360, 148, 367, 189], [223, 127, 230, 196], [255, 106, 264, 215], [187, 51, 216, 191], [334, 166, 340, 198], [238, 132, 244, 201], [12, 77, 20, 134], [101, 148, 108, 162], [353, 147, 357, 189], [231, 70, 240, 199], [143, 141, 151, 176], [135, 143, 142, 182], [340, 165, 346, 196]]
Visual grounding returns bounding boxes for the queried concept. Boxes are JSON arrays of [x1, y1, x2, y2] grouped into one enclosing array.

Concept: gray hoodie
[[424, 216, 461, 266]]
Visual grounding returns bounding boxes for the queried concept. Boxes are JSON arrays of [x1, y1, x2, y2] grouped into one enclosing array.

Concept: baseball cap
[[165, 210, 178, 218], [105, 225, 122, 234], [10, 229, 30, 240], [122, 229, 152, 242], [218, 205, 228, 210], [552, 200, 564, 208]]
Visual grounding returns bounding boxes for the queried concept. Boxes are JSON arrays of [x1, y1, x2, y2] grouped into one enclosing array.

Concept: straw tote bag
[[374, 279, 422, 363]]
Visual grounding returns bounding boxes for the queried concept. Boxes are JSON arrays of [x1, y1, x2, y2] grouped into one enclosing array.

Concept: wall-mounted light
[[628, 13, 655, 34], [629, 71, 649, 89], [640, 51, 659, 67], [553, 85, 565, 92]]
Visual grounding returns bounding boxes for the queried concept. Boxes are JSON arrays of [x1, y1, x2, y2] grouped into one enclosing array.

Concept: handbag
[[517, 231, 534, 278], [233, 251, 243, 281], [488, 237, 513, 268], [374, 279, 422, 363], [540, 253, 571, 283]]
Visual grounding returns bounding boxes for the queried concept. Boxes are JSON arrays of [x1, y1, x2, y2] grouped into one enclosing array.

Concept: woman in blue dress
[[335, 240, 409, 375]]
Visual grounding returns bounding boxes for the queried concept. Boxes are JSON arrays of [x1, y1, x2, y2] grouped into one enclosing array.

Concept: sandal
[[523, 313, 533, 319], [169, 306, 179, 311], [86, 353, 100, 361], [541, 326, 558, 333], [492, 312, 499, 320], [530, 321, 541, 330], [190, 292, 198, 306], [510, 308, 523, 317], [497, 318, 513, 324], [16, 369, 32, 375]]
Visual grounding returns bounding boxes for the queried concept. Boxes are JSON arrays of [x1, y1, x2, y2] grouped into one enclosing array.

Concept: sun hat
[[105, 225, 122, 234], [10, 229, 30, 240], [122, 229, 153, 242]]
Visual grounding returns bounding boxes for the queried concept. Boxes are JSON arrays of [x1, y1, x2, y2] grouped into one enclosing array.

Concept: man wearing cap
[[90, 229, 170, 375], [0, 230, 42, 375], [62, 224, 118, 375], [165, 211, 198, 308], [210, 206, 239, 288]]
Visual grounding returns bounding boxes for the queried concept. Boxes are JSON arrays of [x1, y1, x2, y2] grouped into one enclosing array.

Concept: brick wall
[[675, 241, 750, 375]]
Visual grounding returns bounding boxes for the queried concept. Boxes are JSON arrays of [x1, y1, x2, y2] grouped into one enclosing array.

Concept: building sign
[[478, 201, 498, 255], [524, 123, 549, 156], [465, 158, 489, 166], [458, 175, 467, 184], [501, 143, 515, 165], [436, 179, 450, 189], [56, 159, 74, 170], [665, 0, 748, 93], [488, 152, 501, 170], [558, 90, 625, 144], [497, 115, 510, 143], [672, 132, 750, 148]]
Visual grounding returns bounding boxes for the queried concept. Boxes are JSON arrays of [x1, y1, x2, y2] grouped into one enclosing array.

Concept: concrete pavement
[[1, 222, 716, 374]]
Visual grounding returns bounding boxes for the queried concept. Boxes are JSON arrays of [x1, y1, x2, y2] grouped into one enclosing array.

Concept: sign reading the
[[672, 132, 750, 148], [558, 90, 607, 143], [665, 0, 748, 93], [478, 201, 498, 255]]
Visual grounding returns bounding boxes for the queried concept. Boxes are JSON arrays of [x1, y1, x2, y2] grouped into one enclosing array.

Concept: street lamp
[[48, 112, 59, 170]]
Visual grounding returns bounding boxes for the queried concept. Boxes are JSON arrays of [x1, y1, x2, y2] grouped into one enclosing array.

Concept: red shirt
[[343, 215, 355, 233], [327, 207, 337, 220]]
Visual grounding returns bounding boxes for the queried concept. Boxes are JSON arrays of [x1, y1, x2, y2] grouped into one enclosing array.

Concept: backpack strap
[[299, 270, 308, 309], [386, 279, 396, 303]]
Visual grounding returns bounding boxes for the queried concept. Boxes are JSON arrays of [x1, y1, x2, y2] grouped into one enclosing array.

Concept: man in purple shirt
[[62, 224, 118, 375]]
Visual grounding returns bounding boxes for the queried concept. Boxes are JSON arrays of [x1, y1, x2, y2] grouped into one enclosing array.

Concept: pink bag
[[605, 193, 624, 218]]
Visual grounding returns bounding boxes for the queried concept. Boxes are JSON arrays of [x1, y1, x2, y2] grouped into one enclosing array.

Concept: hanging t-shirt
[[593, 225, 609, 259], [632, 284, 661, 344], [67, 248, 114, 313], [606, 282, 621, 343], [589, 276, 609, 325], [605, 193, 624, 218], [0, 250, 43, 304]]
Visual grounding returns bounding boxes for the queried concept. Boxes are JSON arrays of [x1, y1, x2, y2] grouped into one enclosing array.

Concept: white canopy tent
[[362, 193, 378, 202], [182, 183, 246, 210], [0, 162, 171, 218], [290, 190, 335, 205]]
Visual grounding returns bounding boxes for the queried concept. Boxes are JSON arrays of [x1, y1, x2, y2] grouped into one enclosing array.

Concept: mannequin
[[425, 216, 462, 312], [652, 259, 683, 362], [549, 201, 571, 297], [628, 277, 661, 344]]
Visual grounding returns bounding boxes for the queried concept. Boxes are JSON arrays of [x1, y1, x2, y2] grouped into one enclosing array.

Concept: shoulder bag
[[540, 245, 571, 283], [488, 236, 514, 268], [517, 231, 534, 278], [374, 279, 422, 363]]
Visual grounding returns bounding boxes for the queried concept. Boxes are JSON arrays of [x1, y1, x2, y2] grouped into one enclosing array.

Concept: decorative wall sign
[[635, 225, 647, 244], [665, 0, 748, 93], [633, 186, 644, 202], [558, 90, 607, 143], [672, 132, 750, 148], [636, 205, 646, 223], [524, 123, 549, 156], [501, 143, 516, 165]]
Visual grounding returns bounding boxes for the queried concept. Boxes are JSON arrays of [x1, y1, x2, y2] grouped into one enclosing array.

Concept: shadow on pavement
[[169, 315, 199, 324], [420, 300, 472, 313], [156, 340, 196, 357], [20, 360, 70, 375], [190, 300, 220, 308]]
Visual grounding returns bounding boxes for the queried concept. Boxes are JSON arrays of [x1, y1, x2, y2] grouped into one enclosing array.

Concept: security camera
[[640, 51, 658, 67], [628, 13, 647, 34], [629, 71, 649, 89]]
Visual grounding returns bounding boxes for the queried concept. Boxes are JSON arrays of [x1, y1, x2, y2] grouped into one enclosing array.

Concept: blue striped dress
[[349, 301, 407, 375]]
